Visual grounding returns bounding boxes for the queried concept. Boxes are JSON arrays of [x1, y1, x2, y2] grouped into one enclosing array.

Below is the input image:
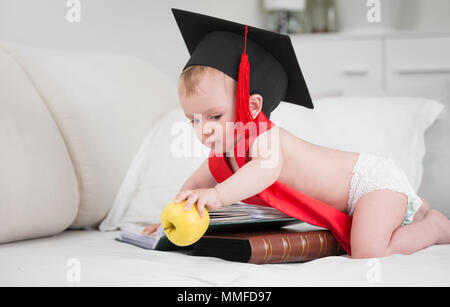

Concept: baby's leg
[[388, 209, 450, 254], [350, 189, 408, 258], [351, 190, 450, 258]]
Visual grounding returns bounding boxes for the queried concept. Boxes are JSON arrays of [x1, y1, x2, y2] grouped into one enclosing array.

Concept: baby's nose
[[202, 122, 214, 135], [202, 131, 213, 143]]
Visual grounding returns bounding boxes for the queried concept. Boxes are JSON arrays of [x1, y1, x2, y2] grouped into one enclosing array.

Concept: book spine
[[247, 231, 345, 264]]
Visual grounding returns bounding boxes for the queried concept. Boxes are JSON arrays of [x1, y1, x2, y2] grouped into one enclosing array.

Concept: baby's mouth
[[205, 140, 215, 147]]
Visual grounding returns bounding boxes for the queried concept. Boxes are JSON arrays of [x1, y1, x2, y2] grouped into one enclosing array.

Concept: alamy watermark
[[366, 258, 381, 283], [366, 0, 381, 23], [66, 0, 81, 23], [170, 116, 280, 169], [66, 257, 81, 283]]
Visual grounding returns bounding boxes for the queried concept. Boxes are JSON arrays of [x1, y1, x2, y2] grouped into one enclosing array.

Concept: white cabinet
[[291, 36, 383, 95], [290, 32, 450, 96], [385, 35, 450, 92]]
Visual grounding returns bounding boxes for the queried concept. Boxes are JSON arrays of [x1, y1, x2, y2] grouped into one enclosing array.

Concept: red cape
[[208, 111, 353, 255]]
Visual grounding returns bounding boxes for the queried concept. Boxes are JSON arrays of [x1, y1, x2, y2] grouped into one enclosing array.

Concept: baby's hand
[[142, 223, 160, 235], [174, 188, 223, 217]]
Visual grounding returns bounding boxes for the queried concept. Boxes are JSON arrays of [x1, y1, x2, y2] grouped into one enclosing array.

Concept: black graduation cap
[[172, 8, 313, 120]]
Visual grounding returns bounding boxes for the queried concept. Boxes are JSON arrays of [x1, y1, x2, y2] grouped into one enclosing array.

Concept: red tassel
[[235, 25, 253, 135]]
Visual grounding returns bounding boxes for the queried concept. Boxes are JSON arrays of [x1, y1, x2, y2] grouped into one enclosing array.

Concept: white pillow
[[271, 97, 445, 191], [100, 96, 444, 230], [368, 81, 450, 217], [99, 108, 209, 230]]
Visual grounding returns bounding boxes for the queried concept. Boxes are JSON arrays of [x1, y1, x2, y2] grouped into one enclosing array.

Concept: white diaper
[[347, 152, 422, 225]]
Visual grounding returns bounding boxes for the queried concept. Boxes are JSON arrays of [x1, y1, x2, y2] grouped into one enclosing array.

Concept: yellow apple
[[160, 200, 210, 246]]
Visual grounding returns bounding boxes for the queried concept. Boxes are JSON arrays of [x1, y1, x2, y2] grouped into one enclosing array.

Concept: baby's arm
[[215, 127, 283, 206], [174, 127, 283, 216], [177, 157, 218, 192]]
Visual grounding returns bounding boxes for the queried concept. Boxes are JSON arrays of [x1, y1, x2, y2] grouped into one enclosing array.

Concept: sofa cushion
[[3, 43, 179, 228], [0, 45, 79, 243]]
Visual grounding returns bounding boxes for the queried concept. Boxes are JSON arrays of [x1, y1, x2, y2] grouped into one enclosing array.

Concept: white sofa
[[3, 41, 450, 245], [0, 42, 178, 243], [1, 43, 449, 287]]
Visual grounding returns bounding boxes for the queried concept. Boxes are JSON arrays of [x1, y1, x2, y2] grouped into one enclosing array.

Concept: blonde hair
[[178, 65, 236, 98]]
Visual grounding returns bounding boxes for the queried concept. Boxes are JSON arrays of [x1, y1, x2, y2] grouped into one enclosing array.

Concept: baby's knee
[[351, 242, 390, 259], [351, 249, 386, 259]]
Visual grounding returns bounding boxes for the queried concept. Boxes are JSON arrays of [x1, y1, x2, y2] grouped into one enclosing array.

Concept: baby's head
[[178, 65, 263, 154]]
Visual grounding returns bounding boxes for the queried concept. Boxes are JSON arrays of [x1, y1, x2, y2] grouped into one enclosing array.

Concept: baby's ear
[[249, 94, 263, 119]]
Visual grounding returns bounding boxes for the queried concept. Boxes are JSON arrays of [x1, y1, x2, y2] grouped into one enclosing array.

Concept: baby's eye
[[211, 114, 222, 120], [190, 118, 200, 124]]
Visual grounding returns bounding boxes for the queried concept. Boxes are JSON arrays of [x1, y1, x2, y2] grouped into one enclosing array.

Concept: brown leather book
[[192, 229, 346, 264]]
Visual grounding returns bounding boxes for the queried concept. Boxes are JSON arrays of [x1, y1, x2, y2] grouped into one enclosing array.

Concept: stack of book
[[207, 202, 294, 222], [117, 203, 346, 263]]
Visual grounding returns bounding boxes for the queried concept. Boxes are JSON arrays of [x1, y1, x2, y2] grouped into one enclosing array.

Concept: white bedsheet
[[1, 228, 449, 287]]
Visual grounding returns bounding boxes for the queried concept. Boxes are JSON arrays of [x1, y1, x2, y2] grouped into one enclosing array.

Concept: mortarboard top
[[172, 8, 313, 120]]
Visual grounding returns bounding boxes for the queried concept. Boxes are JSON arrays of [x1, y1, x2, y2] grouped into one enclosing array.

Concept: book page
[[209, 203, 292, 223], [119, 224, 165, 249]]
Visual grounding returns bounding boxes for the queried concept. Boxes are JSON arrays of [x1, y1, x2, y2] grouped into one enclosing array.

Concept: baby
[[143, 65, 450, 258]]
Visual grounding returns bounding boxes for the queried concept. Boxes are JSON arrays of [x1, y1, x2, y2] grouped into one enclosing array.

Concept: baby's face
[[180, 72, 237, 154]]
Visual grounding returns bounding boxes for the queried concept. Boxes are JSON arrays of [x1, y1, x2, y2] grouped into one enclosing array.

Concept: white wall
[[0, 0, 265, 84], [398, 0, 450, 31], [1, 0, 449, 83]]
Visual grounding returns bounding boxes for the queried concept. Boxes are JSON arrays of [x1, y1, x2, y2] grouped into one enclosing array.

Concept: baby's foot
[[428, 210, 450, 244]]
